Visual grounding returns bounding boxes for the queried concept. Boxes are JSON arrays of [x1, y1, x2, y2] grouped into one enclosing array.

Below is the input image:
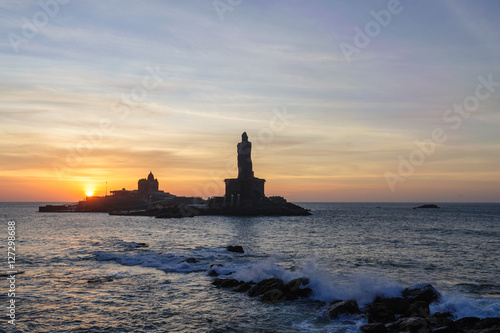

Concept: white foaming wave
[[430, 293, 500, 319], [94, 251, 207, 273], [233, 258, 403, 306]]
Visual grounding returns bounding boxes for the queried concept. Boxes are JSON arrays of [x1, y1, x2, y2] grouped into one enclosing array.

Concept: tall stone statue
[[237, 132, 254, 179], [225, 132, 265, 205]]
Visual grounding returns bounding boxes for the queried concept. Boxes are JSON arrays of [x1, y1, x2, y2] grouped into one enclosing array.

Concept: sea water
[[0, 202, 498, 332]]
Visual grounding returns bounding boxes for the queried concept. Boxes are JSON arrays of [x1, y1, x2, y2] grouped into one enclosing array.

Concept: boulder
[[402, 283, 441, 304], [226, 245, 244, 253], [207, 269, 219, 277], [388, 317, 427, 333], [428, 312, 455, 329], [478, 317, 500, 330], [295, 287, 313, 298], [326, 300, 361, 319], [261, 288, 288, 304], [406, 301, 430, 318], [183, 257, 198, 263], [360, 323, 387, 333], [375, 297, 410, 315], [248, 278, 284, 297], [368, 303, 396, 324], [454, 317, 480, 331], [212, 278, 240, 288], [286, 277, 310, 290], [233, 282, 253, 293]]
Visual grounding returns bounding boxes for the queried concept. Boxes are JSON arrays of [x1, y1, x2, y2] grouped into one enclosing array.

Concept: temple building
[[138, 171, 159, 196], [224, 132, 266, 206]]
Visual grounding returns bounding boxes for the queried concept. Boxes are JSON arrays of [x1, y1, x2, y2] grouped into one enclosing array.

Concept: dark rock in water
[[479, 317, 500, 330], [262, 288, 289, 304], [406, 301, 430, 318], [208, 264, 224, 276], [87, 276, 114, 283], [298, 287, 313, 298], [430, 327, 455, 333], [455, 317, 481, 330], [387, 317, 427, 332], [220, 279, 241, 288], [286, 277, 310, 290], [183, 257, 198, 263], [248, 278, 284, 297], [368, 303, 396, 324], [212, 278, 240, 288], [233, 282, 253, 293], [360, 323, 387, 333], [428, 312, 455, 330], [402, 283, 441, 304], [326, 300, 361, 319], [207, 269, 219, 277], [374, 296, 410, 315], [226, 245, 244, 253], [414, 204, 440, 209], [134, 242, 149, 248]]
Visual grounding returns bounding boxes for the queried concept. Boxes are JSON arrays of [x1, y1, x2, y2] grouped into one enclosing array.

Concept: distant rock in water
[[226, 245, 244, 253], [413, 204, 440, 209]]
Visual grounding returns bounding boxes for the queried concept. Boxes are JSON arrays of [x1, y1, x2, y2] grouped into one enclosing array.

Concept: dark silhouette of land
[[39, 132, 310, 217]]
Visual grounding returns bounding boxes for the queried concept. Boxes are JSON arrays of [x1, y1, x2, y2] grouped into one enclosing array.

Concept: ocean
[[1, 202, 499, 332]]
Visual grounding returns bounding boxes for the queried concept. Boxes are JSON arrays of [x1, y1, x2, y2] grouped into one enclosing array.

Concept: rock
[[454, 317, 480, 331], [414, 204, 440, 209], [430, 327, 455, 333], [207, 269, 219, 277], [212, 278, 240, 288], [402, 283, 441, 304], [375, 297, 410, 315], [478, 317, 500, 330], [406, 301, 430, 318], [360, 323, 387, 333], [295, 287, 313, 298], [286, 277, 310, 290], [388, 317, 427, 333], [428, 312, 455, 329], [210, 264, 224, 268], [87, 276, 114, 283], [183, 257, 198, 263], [227, 245, 244, 253], [368, 303, 396, 324], [233, 282, 253, 293], [262, 288, 288, 304], [134, 242, 149, 248], [248, 278, 284, 297], [326, 300, 361, 319], [220, 279, 240, 288]]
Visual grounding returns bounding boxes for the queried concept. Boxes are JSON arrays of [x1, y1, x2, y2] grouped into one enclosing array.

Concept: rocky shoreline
[[210, 247, 500, 333]]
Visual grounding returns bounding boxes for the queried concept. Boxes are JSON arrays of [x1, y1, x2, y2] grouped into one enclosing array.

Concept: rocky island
[[39, 132, 310, 217]]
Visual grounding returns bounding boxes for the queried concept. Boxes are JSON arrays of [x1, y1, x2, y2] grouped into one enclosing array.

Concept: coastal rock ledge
[[210, 276, 500, 333]]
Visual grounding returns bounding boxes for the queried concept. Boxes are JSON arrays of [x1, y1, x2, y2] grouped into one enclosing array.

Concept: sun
[[86, 190, 94, 197]]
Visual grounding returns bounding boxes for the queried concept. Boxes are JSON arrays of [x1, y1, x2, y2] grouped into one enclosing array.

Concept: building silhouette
[[138, 171, 159, 196]]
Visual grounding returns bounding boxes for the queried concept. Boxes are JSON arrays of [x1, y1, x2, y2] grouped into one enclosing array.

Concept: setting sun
[[86, 190, 94, 197]]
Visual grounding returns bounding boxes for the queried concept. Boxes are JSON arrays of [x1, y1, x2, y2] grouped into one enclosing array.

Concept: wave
[[431, 293, 500, 319], [94, 250, 208, 273], [232, 258, 403, 306]]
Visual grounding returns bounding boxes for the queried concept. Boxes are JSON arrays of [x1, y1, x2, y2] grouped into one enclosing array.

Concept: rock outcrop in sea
[[209, 273, 500, 333]]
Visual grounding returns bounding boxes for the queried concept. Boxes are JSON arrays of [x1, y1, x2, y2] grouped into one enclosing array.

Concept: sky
[[1, 0, 499, 202]]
